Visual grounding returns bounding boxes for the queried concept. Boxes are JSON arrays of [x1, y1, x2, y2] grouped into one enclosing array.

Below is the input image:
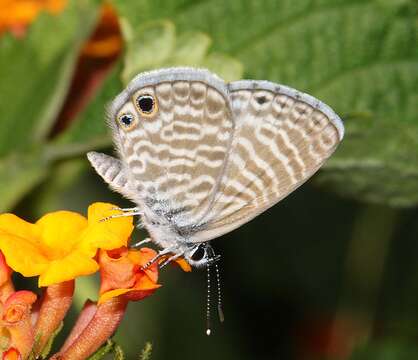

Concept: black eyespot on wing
[[120, 114, 133, 126], [137, 95, 154, 113], [117, 112, 138, 131], [256, 96, 267, 105]]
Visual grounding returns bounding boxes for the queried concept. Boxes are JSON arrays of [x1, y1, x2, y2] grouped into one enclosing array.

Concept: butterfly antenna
[[215, 262, 225, 323], [206, 263, 212, 336]]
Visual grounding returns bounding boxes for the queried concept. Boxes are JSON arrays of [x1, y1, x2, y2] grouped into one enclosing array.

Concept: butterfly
[[88, 67, 344, 268]]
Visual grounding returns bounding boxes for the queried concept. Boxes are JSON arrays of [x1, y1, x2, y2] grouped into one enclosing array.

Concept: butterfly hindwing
[[192, 80, 344, 242], [87, 151, 138, 200]]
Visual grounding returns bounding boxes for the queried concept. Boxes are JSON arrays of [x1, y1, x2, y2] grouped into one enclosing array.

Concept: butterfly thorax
[[142, 216, 211, 267], [141, 200, 207, 253]]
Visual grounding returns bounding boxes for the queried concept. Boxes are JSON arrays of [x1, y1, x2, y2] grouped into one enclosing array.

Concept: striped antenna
[[205, 245, 224, 335], [206, 263, 212, 336], [215, 262, 224, 323]]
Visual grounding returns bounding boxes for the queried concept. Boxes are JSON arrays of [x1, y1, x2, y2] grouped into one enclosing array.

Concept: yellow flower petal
[[39, 252, 99, 287], [98, 281, 161, 305], [87, 203, 122, 224], [80, 203, 134, 253], [36, 211, 88, 254], [0, 233, 48, 277], [98, 288, 131, 304], [0, 214, 41, 241]]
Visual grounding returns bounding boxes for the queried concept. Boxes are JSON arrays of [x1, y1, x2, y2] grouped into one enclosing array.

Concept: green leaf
[[350, 340, 418, 360], [201, 53, 244, 82], [111, 0, 418, 207], [169, 32, 212, 65], [120, 18, 244, 84], [51, 63, 124, 153], [27, 158, 89, 214], [0, 0, 100, 156], [55, 18, 243, 156], [121, 20, 176, 84], [0, 0, 101, 211], [0, 150, 49, 212]]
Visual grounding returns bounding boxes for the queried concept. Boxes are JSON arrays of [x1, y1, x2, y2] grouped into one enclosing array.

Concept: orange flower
[[81, 3, 122, 59], [0, 251, 14, 305], [0, 203, 134, 287], [2, 291, 37, 325], [51, 247, 162, 359], [0, 0, 66, 35], [159, 255, 192, 272], [0, 251, 12, 288], [2, 347, 21, 360], [98, 247, 161, 304], [0, 290, 37, 358]]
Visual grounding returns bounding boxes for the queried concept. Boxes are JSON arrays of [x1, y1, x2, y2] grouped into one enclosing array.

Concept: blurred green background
[[1, 0, 418, 359]]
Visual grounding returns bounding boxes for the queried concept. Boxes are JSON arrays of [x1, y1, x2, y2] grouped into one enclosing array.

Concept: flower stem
[[60, 299, 97, 353], [33, 280, 75, 354], [51, 296, 129, 360]]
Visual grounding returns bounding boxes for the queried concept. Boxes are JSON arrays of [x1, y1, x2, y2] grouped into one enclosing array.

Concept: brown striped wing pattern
[[192, 80, 344, 242], [111, 70, 235, 226]]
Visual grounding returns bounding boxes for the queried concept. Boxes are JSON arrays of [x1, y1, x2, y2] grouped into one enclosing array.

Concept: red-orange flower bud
[[2, 347, 21, 360], [2, 291, 36, 325], [98, 247, 161, 304]]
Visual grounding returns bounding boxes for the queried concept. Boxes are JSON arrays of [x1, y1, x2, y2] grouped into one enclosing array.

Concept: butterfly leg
[[111, 207, 141, 212], [141, 247, 175, 270], [159, 252, 184, 269], [99, 211, 142, 222], [129, 237, 152, 249]]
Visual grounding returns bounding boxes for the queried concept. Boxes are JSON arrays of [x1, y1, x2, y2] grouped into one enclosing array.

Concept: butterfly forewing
[[114, 70, 235, 227], [193, 81, 343, 242]]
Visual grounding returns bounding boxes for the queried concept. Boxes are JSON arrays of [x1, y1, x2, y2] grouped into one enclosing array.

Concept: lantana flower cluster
[[0, 203, 189, 359]]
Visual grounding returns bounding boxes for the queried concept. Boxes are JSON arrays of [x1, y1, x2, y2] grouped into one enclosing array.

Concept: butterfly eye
[[117, 113, 137, 131], [135, 94, 158, 116]]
